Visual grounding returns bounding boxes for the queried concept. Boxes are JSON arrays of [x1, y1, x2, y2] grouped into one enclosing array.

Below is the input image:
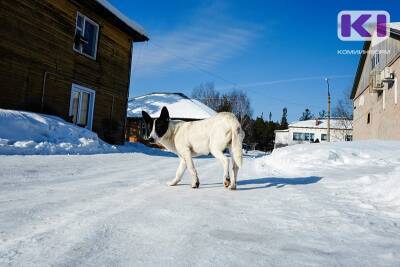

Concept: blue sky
[[109, 0, 399, 122]]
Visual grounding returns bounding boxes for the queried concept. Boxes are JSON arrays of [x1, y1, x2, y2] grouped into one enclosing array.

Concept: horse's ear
[[142, 110, 152, 123], [160, 106, 170, 121]]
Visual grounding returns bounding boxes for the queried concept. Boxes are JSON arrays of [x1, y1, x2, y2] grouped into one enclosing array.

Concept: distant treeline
[[192, 82, 353, 151]]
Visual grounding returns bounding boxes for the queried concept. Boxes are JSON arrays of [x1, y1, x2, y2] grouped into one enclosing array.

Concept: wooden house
[[0, 0, 148, 144], [126, 92, 217, 143]]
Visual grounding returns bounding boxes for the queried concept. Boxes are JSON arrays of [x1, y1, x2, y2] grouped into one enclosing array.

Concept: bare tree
[[192, 85, 253, 140], [224, 90, 253, 141], [332, 90, 353, 139], [332, 91, 353, 120], [191, 82, 220, 111]]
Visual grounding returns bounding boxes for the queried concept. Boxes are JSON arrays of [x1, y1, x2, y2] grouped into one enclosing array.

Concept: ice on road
[[1, 143, 400, 266]]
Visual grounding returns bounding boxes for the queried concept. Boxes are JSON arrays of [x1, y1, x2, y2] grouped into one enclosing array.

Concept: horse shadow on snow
[[199, 176, 321, 190], [236, 176, 322, 191]]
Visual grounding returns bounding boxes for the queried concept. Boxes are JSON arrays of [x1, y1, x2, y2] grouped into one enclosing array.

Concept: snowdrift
[[0, 108, 118, 155], [258, 141, 400, 208], [259, 141, 400, 173]]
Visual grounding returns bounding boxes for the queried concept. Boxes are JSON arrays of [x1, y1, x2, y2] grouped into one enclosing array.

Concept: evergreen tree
[[318, 110, 327, 118], [299, 108, 314, 121], [280, 107, 288, 129]]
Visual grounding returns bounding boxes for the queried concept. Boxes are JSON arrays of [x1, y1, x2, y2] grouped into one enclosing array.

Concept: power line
[[134, 40, 350, 110]]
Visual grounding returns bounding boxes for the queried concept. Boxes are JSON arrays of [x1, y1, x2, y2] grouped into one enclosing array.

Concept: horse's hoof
[[224, 179, 230, 188], [167, 181, 177, 186], [192, 181, 200, 188]]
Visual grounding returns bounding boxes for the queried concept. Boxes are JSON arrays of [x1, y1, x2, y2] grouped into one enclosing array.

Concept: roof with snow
[[350, 22, 400, 99], [289, 118, 353, 130], [94, 0, 148, 41], [127, 93, 217, 120]]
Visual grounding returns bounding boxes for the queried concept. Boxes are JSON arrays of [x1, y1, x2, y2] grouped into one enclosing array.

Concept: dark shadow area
[[237, 176, 322, 191], [118, 143, 178, 157], [172, 182, 222, 188], [168, 177, 321, 190], [120, 143, 217, 159], [242, 154, 267, 159]]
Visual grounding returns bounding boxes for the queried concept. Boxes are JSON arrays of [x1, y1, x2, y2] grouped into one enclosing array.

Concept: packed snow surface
[[127, 93, 217, 119], [1, 141, 400, 266]]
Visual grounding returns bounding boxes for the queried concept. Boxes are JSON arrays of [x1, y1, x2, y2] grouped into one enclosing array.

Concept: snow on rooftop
[[391, 22, 400, 31], [95, 0, 147, 38], [127, 93, 217, 120], [289, 118, 352, 130], [371, 22, 400, 47]]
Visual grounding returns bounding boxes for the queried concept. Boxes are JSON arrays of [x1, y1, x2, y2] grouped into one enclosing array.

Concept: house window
[[73, 12, 99, 59], [69, 84, 96, 130], [293, 132, 314, 141], [293, 132, 304, 141], [345, 135, 353, 141], [321, 134, 327, 141], [359, 95, 364, 106], [304, 133, 315, 141], [367, 113, 371, 124], [371, 53, 380, 69]]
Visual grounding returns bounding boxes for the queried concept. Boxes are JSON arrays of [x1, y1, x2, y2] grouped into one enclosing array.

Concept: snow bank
[[356, 166, 400, 207], [259, 141, 400, 173], [257, 141, 400, 208], [0, 108, 119, 155]]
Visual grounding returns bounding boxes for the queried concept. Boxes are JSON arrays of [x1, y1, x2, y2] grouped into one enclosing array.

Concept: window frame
[[73, 12, 100, 60], [69, 83, 96, 130], [304, 133, 314, 141], [293, 132, 304, 141], [293, 132, 315, 142], [371, 53, 380, 70]]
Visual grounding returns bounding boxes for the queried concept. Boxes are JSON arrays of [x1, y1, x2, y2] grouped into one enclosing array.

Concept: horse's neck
[[159, 121, 182, 152]]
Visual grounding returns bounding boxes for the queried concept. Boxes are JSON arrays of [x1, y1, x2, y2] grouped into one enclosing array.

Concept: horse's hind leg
[[211, 149, 230, 188], [230, 157, 239, 190]]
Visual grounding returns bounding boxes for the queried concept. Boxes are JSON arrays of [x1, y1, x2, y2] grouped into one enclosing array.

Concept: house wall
[[274, 131, 289, 148], [353, 38, 400, 140], [287, 127, 352, 145], [0, 0, 134, 144], [274, 127, 352, 148]]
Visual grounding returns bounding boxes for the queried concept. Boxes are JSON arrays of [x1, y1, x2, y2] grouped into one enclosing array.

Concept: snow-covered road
[[1, 143, 400, 266]]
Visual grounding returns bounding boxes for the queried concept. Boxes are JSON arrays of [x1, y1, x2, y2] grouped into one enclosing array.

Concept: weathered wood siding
[[0, 0, 134, 144]]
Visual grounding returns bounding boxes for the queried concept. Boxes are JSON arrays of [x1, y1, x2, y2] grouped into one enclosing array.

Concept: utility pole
[[325, 78, 331, 142]]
